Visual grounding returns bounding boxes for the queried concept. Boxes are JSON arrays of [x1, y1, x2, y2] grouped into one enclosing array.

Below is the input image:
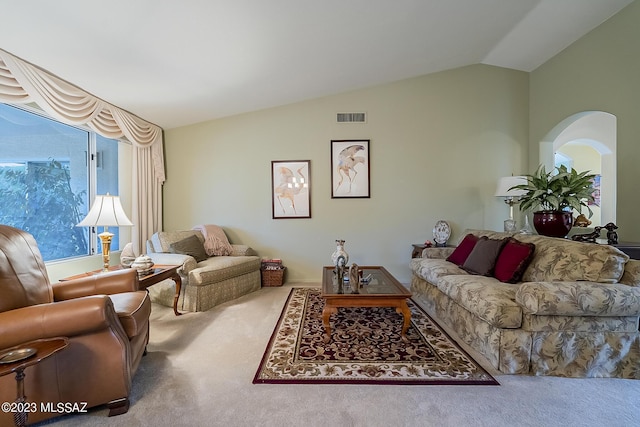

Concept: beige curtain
[[0, 49, 165, 254]]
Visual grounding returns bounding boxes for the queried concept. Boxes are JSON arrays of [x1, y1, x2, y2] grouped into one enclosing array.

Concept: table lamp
[[494, 176, 526, 232], [77, 193, 133, 271]]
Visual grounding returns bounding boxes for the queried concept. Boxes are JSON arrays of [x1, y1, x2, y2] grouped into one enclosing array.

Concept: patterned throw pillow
[[169, 235, 208, 262], [462, 236, 508, 276], [446, 234, 479, 266], [494, 238, 536, 283]]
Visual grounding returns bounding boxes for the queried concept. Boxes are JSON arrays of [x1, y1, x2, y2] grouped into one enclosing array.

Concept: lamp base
[[98, 231, 114, 272]]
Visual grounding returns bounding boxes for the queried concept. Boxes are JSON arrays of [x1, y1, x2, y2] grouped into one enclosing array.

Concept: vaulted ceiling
[[1, 0, 633, 129]]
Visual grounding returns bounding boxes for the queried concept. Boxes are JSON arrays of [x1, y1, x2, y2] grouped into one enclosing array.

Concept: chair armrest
[[52, 268, 139, 301], [231, 244, 256, 256], [146, 252, 197, 275], [516, 281, 640, 317], [0, 295, 118, 350]]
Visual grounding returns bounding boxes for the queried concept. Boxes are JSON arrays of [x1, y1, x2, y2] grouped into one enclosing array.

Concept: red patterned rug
[[253, 287, 498, 385]]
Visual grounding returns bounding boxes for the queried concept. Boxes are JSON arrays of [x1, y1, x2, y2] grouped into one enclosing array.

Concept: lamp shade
[[494, 176, 527, 198], [77, 194, 133, 227]]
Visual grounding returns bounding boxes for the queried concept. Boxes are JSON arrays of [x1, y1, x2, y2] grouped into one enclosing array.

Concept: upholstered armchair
[[0, 225, 151, 425]]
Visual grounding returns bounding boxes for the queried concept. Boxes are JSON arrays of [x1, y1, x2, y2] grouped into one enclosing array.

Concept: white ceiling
[[0, 0, 633, 129]]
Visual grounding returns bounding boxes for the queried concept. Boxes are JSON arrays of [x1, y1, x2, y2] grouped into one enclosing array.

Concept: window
[[0, 103, 122, 261]]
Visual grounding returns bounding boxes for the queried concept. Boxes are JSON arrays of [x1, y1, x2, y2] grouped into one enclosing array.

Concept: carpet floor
[[254, 287, 497, 385], [34, 284, 640, 427]]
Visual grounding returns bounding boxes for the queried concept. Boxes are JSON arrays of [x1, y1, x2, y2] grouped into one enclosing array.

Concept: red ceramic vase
[[533, 211, 573, 238]]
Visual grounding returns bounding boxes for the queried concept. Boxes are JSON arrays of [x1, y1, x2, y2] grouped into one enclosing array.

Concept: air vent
[[337, 112, 367, 123]]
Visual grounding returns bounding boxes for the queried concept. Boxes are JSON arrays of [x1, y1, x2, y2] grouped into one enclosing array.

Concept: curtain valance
[[0, 48, 165, 253]]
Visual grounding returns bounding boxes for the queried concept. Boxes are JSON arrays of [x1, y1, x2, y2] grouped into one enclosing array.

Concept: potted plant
[[510, 164, 596, 237]]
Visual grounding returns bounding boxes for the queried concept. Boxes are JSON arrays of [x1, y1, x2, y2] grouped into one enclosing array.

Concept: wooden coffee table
[[60, 264, 183, 316], [321, 266, 412, 343]]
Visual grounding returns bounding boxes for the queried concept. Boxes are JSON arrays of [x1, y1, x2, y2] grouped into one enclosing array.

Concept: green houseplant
[[510, 164, 596, 237]]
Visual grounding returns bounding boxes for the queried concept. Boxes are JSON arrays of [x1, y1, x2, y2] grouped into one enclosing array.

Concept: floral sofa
[[410, 229, 640, 378], [145, 228, 261, 312]]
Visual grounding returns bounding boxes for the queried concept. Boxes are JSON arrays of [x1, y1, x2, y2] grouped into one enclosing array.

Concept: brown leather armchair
[[0, 225, 151, 424]]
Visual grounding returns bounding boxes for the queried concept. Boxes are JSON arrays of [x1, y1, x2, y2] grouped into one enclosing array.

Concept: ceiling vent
[[336, 112, 367, 123]]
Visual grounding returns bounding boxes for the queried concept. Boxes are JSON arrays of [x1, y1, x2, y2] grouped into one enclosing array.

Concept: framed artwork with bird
[[331, 139, 370, 198], [271, 160, 311, 219]]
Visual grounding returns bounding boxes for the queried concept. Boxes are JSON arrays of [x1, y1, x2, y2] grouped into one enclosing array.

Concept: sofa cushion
[[169, 235, 208, 262], [517, 234, 629, 283], [462, 236, 507, 276], [436, 275, 522, 328], [516, 281, 640, 316], [446, 234, 479, 266], [411, 258, 468, 285], [153, 230, 204, 253], [494, 238, 536, 283], [189, 256, 261, 286]]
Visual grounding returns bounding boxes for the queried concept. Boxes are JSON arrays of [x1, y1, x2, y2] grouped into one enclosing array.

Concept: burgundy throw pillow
[[447, 234, 480, 266], [494, 238, 536, 283], [462, 236, 508, 276]]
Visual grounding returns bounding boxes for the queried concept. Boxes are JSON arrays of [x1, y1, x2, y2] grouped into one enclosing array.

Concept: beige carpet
[[36, 284, 640, 427]]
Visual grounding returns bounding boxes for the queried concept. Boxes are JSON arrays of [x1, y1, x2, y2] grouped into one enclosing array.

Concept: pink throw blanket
[[192, 224, 233, 256]]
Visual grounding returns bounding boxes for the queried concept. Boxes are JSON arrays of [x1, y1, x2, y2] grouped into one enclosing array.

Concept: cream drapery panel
[[0, 49, 165, 254]]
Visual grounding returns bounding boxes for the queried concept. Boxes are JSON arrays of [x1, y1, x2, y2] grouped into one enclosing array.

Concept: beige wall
[[163, 64, 528, 283], [530, 1, 640, 241]]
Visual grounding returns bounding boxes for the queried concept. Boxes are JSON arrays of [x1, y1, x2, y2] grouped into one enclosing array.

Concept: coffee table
[[321, 266, 412, 343], [60, 264, 183, 316]]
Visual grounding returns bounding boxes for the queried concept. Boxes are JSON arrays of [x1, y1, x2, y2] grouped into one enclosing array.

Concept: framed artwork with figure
[[331, 139, 370, 198], [271, 160, 311, 219]]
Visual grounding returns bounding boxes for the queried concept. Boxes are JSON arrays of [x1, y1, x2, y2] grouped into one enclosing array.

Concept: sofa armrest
[[620, 259, 640, 287], [146, 252, 197, 275], [0, 295, 118, 350], [231, 244, 256, 256], [421, 247, 455, 259], [516, 281, 640, 317], [52, 269, 139, 300]]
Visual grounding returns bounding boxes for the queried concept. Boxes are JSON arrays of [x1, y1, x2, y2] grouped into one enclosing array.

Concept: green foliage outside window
[[0, 159, 88, 260]]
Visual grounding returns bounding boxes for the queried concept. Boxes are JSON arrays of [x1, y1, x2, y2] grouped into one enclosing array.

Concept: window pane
[[96, 134, 121, 250], [0, 104, 90, 261]]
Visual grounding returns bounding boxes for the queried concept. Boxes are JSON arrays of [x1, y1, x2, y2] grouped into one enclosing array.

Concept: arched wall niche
[[538, 111, 616, 225]]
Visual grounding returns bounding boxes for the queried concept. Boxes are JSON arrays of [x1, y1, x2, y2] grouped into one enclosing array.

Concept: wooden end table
[[60, 264, 183, 316], [0, 337, 69, 427], [321, 266, 412, 343]]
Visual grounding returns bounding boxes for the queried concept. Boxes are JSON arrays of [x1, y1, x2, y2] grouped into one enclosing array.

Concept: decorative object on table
[[573, 214, 592, 227], [253, 288, 498, 385], [519, 215, 534, 235], [331, 239, 349, 266], [119, 242, 137, 268], [432, 220, 451, 247], [331, 139, 370, 198], [348, 263, 361, 294], [604, 222, 619, 244], [494, 175, 527, 232], [131, 254, 154, 276], [271, 160, 311, 219], [424, 240, 433, 248], [509, 165, 596, 238], [76, 193, 133, 271], [261, 259, 285, 287], [571, 226, 602, 243]]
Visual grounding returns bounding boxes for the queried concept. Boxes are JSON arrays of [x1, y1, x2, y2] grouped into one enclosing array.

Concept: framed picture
[[331, 139, 370, 198], [271, 160, 311, 219]]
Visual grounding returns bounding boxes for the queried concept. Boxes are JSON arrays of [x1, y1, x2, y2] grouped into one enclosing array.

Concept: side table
[[411, 244, 429, 258], [0, 337, 69, 427], [60, 264, 183, 316]]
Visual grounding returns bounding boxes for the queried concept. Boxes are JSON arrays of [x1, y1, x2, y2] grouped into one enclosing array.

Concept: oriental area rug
[[253, 287, 498, 385]]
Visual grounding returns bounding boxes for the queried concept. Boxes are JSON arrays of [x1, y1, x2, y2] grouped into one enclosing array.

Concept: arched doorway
[[538, 111, 616, 225]]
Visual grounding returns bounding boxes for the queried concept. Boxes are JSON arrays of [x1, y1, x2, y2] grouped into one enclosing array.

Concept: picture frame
[[271, 160, 311, 219], [331, 139, 370, 198]]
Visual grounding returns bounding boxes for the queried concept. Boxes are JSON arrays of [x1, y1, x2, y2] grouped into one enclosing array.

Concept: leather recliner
[[0, 225, 151, 424]]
